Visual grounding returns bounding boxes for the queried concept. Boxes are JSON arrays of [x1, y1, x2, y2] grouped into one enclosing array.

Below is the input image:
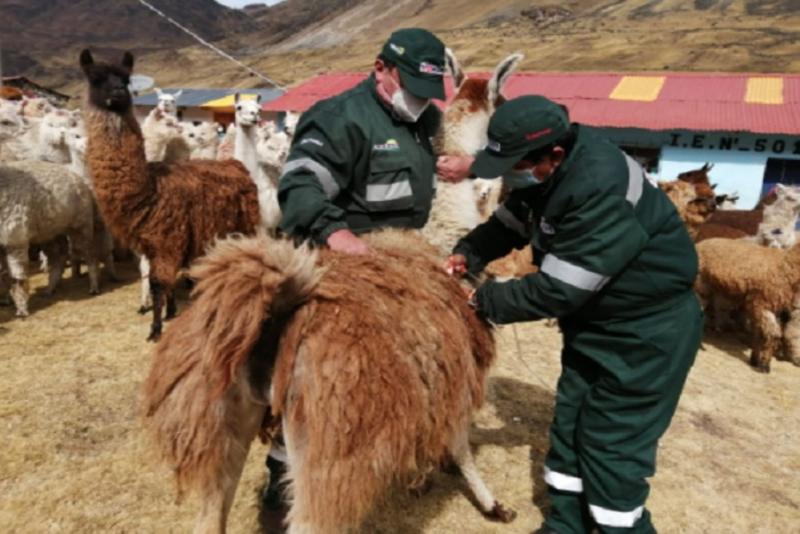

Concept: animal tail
[[140, 231, 321, 499]]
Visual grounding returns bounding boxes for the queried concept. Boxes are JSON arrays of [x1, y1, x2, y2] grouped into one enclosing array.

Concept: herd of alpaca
[[659, 166, 800, 372], [2, 43, 799, 533]]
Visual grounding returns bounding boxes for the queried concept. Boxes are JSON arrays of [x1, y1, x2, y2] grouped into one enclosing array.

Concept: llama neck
[[84, 106, 153, 242], [234, 124, 261, 179], [68, 147, 87, 177]]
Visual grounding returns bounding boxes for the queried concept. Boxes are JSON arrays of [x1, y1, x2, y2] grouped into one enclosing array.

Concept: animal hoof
[[137, 306, 151, 315], [147, 332, 161, 342], [90, 289, 100, 295], [754, 365, 770, 374], [485, 502, 516, 523]]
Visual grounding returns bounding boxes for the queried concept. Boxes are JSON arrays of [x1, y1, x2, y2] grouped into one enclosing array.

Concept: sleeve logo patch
[[539, 218, 555, 235], [486, 140, 501, 152]]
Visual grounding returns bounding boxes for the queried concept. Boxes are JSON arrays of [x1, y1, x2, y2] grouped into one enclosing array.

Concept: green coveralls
[[455, 125, 703, 533], [278, 75, 440, 242]]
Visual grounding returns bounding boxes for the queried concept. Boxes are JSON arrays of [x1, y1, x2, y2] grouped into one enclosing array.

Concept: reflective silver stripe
[[366, 180, 413, 202], [495, 204, 529, 238], [541, 254, 610, 292], [589, 504, 645, 528], [624, 154, 644, 207], [544, 466, 583, 493], [281, 158, 340, 199]]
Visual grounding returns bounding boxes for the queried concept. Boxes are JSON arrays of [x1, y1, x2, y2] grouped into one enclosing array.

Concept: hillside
[[4, 0, 800, 100]]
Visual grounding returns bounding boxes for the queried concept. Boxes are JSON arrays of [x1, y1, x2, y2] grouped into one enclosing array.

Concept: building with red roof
[[265, 71, 800, 208]]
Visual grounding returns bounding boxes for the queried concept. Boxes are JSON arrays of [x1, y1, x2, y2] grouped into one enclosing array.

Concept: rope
[[135, 0, 286, 90]]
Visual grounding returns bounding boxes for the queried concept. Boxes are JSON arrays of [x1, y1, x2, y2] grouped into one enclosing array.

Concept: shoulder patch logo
[[373, 138, 400, 151], [299, 137, 324, 147], [539, 218, 555, 235], [389, 43, 405, 55], [487, 140, 501, 153]]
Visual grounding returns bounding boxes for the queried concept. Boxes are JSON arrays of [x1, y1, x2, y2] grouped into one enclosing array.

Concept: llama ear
[[174, 89, 183, 100], [444, 47, 466, 90], [488, 52, 523, 106], [121, 51, 134, 73], [155, 87, 163, 98], [707, 163, 714, 171], [256, 94, 262, 104], [234, 92, 241, 104], [79, 49, 94, 74]]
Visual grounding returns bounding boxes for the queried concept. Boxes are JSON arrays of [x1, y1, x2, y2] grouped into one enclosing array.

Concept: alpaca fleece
[[141, 229, 497, 533]]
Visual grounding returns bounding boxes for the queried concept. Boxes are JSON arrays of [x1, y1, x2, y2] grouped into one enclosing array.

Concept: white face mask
[[502, 169, 540, 190], [391, 87, 431, 122]]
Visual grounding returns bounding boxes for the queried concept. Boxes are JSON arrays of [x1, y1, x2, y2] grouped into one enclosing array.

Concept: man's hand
[[327, 229, 370, 255], [444, 254, 468, 277], [437, 155, 474, 183]]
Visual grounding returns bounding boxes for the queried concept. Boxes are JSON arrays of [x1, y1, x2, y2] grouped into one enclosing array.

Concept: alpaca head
[[155, 88, 182, 116], [39, 109, 77, 151], [234, 93, 261, 128], [473, 178, 503, 219], [80, 49, 134, 114], [66, 122, 88, 157], [257, 121, 290, 168], [436, 50, 523, 158], [149, 109, 183, 139], [183, 121, 220, 150], [774, 184, 800, 213], [0, 105, 25, 142], [19, 96, 54, 118]]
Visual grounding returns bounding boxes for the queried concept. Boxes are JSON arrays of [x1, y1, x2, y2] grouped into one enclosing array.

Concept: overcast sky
[[217, 0, 283, 8]]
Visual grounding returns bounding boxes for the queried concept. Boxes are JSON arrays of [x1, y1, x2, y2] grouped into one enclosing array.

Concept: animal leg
[[749, 305, 780, 373], [148, 278, 164, 341], [6, 248, 30, 317], [192, 382, 267, 534], [42, 241, 68, 295], [450, 430, 516, 523], [165, 290, 177, 320], [138, 255, 152, 314]]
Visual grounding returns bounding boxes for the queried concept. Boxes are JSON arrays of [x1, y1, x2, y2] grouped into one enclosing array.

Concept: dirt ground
[[1, 262, 799, 533]]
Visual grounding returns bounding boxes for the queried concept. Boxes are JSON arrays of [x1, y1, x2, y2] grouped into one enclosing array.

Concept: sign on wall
[[667, 132, 800, 157]]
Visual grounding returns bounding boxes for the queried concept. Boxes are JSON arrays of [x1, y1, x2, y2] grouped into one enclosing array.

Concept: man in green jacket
[[278, 28, 446, 254], [441, 95, 702, 534], [265, 28, 448, 521]]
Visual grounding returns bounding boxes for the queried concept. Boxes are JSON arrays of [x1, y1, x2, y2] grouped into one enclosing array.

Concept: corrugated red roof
[[263, 71, 800, 135]]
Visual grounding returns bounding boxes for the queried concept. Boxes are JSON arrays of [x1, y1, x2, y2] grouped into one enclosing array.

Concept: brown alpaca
[[79, 50, 260, 339], [141, 230, 516, 533], [696, 238, 800, 372]]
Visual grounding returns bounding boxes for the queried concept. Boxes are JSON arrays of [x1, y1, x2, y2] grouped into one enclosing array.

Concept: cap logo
[[487, 140, 501, 152], [389, 43, 405, 55], [419, 62, 444, 76], [525, 128, 552, 141]]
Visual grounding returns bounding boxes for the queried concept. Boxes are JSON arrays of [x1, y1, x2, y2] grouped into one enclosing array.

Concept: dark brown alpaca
[[142, 230, 516, 533], [79, 50, 260, 339]]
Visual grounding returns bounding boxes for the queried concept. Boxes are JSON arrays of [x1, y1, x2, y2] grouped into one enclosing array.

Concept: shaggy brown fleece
[[695, 238, 800, 372], [141, 229, 496, 533]]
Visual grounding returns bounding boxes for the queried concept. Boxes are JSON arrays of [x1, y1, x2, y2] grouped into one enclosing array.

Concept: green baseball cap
[[380, 28, 446, 100], [471, 95, 570, 178]]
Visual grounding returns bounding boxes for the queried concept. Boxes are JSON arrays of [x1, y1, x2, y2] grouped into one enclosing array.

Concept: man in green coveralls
[[264, 28, 449, 520], [439, 95, 703, 533]]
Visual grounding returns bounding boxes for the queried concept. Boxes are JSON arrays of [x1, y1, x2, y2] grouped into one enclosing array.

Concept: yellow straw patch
[[609, 76, 665, 102], [745, 77, 783, 105]]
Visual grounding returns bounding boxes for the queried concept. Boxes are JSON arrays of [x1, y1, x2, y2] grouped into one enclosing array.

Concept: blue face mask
[[502, 169, 540, 190]]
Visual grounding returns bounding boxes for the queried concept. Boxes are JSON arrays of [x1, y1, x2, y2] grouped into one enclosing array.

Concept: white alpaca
[[154, 88, 183, 116], [183, 121, 221, 160], [230, 93, 281, 230], [3, 109, 82, 163], [0, 159, 99, 316], [756, 184, 800, 249], [142, 108, 189, 162], [283, 111, 300, 137], [256, 120, 291, 183], [422, 50, 522, 256]]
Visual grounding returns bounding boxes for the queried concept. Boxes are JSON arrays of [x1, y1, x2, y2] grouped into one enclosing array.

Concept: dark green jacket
[[455, 125, 698, 325], [278, 76, 441, 243]]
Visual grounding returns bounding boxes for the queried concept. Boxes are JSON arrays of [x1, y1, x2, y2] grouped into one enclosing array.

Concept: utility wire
[[136, 0, 286, 90]]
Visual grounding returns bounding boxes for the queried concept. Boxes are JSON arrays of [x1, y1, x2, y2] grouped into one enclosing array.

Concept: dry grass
[[1, 261, 799, 533]]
